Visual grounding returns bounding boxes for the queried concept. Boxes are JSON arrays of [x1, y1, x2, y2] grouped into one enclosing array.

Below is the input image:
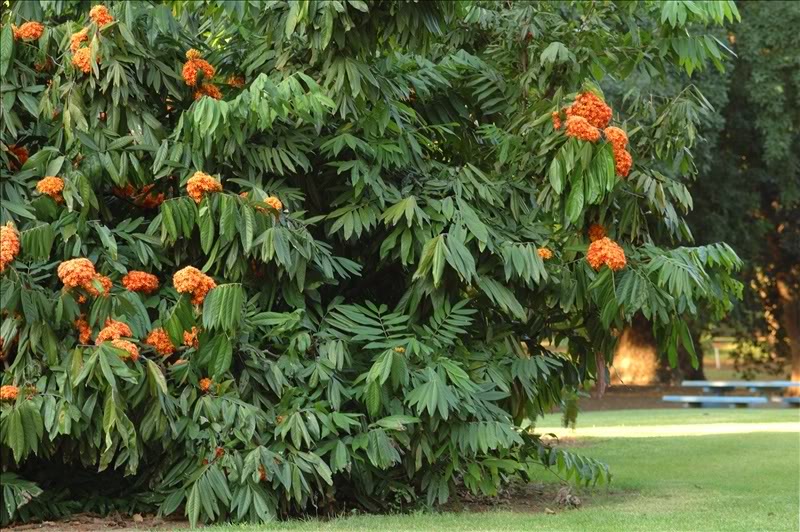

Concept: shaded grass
[[209, 409, 800, 531]]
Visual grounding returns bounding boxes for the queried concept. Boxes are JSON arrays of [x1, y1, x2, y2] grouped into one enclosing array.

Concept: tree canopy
[[1, 0, 741, 525]]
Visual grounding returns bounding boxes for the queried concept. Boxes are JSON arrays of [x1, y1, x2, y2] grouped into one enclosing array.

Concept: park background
[[0, 1, 798, 531]]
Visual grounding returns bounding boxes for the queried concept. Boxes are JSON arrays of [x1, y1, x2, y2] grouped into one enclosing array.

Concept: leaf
[[0, 24, 13, 78], [202, 284, 244, 332], [565, 179, 584, 224]]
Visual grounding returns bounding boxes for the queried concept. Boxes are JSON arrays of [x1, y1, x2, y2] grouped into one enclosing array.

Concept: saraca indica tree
[[0, 0, 742, 526]]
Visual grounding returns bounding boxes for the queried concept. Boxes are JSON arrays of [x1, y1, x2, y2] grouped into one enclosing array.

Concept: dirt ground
[[8, 514, 190, 530]]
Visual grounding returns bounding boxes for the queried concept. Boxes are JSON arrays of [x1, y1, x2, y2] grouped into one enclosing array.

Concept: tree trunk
[[777, 278, 800, 396], [611, 315, 659, 385]]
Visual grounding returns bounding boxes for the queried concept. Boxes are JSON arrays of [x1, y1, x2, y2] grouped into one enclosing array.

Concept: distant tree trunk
[[777, 278, 800, 396], [611, 315, 659, 385]]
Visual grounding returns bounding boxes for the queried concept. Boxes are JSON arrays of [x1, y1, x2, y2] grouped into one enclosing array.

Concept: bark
[[611, 315, 659, 385]]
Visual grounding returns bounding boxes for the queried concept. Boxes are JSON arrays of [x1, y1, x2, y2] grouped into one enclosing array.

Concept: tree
[[0, 0, 741, 525], [685, 1, 800, 389]]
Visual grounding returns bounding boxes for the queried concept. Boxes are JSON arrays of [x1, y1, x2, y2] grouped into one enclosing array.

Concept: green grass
[[208, 409, 800, 532]]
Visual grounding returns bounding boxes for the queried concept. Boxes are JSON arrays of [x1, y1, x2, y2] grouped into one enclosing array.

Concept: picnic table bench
[[662, 395, 768, 408], [680, 380, 800, 394], [663, 381, 800, 408]]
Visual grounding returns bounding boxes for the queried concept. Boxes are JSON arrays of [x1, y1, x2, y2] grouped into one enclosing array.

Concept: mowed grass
[[210, 409, 800, 532]]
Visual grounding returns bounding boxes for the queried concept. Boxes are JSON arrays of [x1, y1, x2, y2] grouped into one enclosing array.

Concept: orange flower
[[183, 326, 199, 349], [0, 223, 20, 273], [145, 328, 175, 356], [226, 75, 245, 88], [551, 111, 562, 130], [122, 271, 159, 294], [0, 385, 19, 401], [586, 237, 626, 272], [264, 196, 282, 212], [199, 377, 212, 393], [8, 145, 29, 171], [58, 258, 96, 288], [613, 149, 632, 178], [111, 339, 139, 362], [83, 274, 112, 297], [186, 171, 222, 203], [70, 28, 89, 52], [12, 22, 44, 41], [588, 223, 606, 242], [603, 126, 628, 150], [173, 266, 216, 305], [71, 47, 94, 74], [89, 5, 114, 26], [215, 447, 225, 458], [194, 83, 222, 101], [537, 247, 553, 260], [182, 53, 215, 86], [136, 185, 165, 208], [95, 319, 133, 344], [36, 176, 65, 202], [565, 92, 612, 129], [75, 316, 92, 344], [258, 465, 267, 482], [565, 116, 600, 142]]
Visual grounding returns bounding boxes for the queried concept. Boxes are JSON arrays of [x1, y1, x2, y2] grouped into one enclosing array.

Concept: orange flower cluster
[[145, 328, 175, 356], [75, 316, 92, 344], [70, 28, 89, 52], [182, 50, 215, 87], [565, 116, 600, 142], [71, 47, 94, 74], [122, 271, 159, 293], [95, 319, 133, 344], [614, 148, 632, 177], [36, 176, 64, 202], [113, 184, 164, 208], [194, 83, 222, 101], [588, 223, 606, 242], [537, 247, 553, 260], [0, 385, 19, 401], [111, 339, 139, 362], [258, 465, 267, 482], [1, 223, 20, 273], [183, 326, 199, 348], [586, 237, 626, 272], [8, 145, 28, 171], [604, 126, 632, 177], [173, 266, 216, 305], [186, 171, 222, 203], [264, 196, 282, 212], [565, 92, 612, 129], [57, 258, 96, 288], [12, 22, 44, 41], [199, 377, 212, 393], [84, 274, 112, 297], [89, 5, 114, 26], [226, 75, 245, 88]]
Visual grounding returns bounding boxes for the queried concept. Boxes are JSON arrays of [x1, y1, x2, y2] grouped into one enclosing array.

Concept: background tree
[[0, 0, 740, 525], [687, 0, 800, 387]]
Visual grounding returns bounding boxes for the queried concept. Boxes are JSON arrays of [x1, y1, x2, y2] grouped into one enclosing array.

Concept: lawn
[[210, 409, 799, 532]]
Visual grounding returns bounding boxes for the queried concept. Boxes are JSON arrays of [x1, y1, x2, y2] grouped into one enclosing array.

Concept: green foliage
[[1, 0, 741, 526]]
